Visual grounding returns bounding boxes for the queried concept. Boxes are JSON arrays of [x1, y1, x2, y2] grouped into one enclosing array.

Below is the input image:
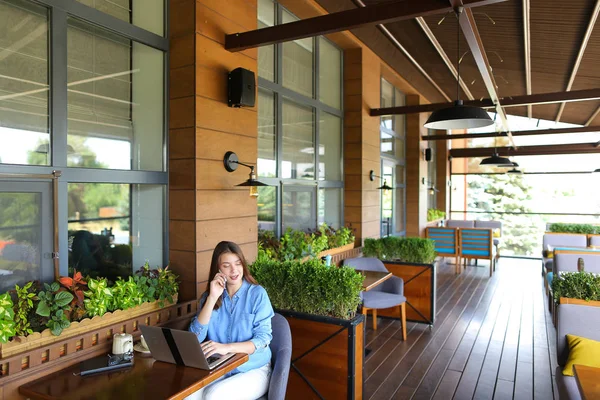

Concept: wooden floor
[[364, 258, 557, 400]]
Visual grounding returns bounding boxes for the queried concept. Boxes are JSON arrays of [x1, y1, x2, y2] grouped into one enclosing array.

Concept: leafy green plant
[[84, 278, 112, 317], [0, 292, 16, 343], [363, 237, 436, 264], [548, 223, 600, 235], [136, 262, 179, 307], [12, 282, 37, 336], [250, 258, 364, 319], [111, 276, 144, 311], [552, 271, 600, 303], [36, 282, 74, 336], [133, 275, 156, 303], [427, 209, 446, 222], [279, 228, 312, 260], [58, 270, 88, 321]]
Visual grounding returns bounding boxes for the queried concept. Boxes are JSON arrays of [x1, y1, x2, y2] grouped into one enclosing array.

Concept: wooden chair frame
[[362, 302, 407, 341], [458, 228, 495, 277]]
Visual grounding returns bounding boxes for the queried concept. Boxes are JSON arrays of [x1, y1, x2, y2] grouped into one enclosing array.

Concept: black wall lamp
[[422, 178, 439, 195], [369, 170, 392, 190], [223, 151, 268, 197]]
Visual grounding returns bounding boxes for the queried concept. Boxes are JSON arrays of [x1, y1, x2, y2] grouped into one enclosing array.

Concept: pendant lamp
[[424, 7, 494, 130], [369, 170, 393, 191], [480, 134, 513, 166], [593, 168, 600, 173], [507, 167, 522, 174], [223, 151, 269, 197]]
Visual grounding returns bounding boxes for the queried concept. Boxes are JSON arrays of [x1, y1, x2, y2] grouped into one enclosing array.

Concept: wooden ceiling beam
[[586, 105, 600, 126], [422, 125, 600, 140], [450, 142, 600, 158], [370, 88, 600, 116], [225, 0, 507, 52], [523, 0, 532, 118], [555, 0, 600, 122]]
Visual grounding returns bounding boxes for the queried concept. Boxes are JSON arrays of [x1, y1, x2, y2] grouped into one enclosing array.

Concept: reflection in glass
[[258, 186, 276, 232], [283, 186, 316, 232], [282, 10, 313, 98], [319, 38, 341, 109], [380, 78, 393, 130], [258, 91, 276, 177], [319, 112, 341, 180], [67, 18, 164, 171], [381, 165, 393, 236], [76, 0, 164, 36], [258, 0, 275, 81], [67, 183, 164, 280], [0, 1, 49, 166], [381, 132, 394, 155], [318, 188, 341, 229], [0, 193, 41, 293], [395, 187, 405, 233], [394, 88, 406, 135], [282, 100, 314, 179]]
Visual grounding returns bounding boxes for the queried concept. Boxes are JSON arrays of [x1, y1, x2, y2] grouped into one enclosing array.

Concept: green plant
[[58, 270, 88, 321], [279, 228, 312, 260], [111, 276, 144, 311], [12, 282, 37, 336], [136, 262, 179, 307], [427, 209, 446, 222], [552, 271, 600, 303], [548, 223, 600, 235], [36, 282, 74, 336], [363, 237, 436, 264], [0, 293, 16, 343], [250, 258, 364, 319], [133, 275, 156, 303], [84, 278, 112, 317]]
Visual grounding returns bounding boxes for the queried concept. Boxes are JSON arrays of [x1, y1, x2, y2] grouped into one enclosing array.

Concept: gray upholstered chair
[[446, 220, 475, 229], [556, 304, 600, 400], [267, 313, 292, 400], [590, 234, 600, 247], [343, 257, 407, 340]]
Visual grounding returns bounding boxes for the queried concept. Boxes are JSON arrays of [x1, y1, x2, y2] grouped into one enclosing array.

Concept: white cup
[[140, 335, 148, 350]]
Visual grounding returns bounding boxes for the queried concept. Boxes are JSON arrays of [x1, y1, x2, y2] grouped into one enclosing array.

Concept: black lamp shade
[[593, 168, 600, 173], [377, 181, 393, 190], [480, 152, 513, 166], [424, 100, 494, 130], [507, 168, 522, 174], [236, 179, 269, 187]]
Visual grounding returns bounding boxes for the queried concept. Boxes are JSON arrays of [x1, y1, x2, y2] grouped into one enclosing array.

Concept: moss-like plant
[[0, 292, 16, 343], [427, 209, 446, 222], [250, 258, 364, 319], [552, 271, 600, 303], [548, 223, 600, 235], [363, 237, 436, 264]]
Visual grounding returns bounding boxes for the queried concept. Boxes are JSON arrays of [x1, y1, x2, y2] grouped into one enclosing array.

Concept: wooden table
[[356, 269, 393, 291], [574, 364, 600, 400], [19, 352, 248, 400]]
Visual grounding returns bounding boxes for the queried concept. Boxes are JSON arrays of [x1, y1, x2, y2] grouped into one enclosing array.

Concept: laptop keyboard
[[207, 355, 220, 364]]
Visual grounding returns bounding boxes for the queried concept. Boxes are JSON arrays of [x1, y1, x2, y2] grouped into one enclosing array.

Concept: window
[[380, 78, 406, 236], [427, 140, 437, 210], [257, 1, 343, 235], [0, 0, 168, 291]]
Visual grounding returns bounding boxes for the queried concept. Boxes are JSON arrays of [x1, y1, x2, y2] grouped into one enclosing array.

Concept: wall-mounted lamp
[[223, 151, 268, 197], [422, 178, 438, 195], [369, 170, 393, 190]]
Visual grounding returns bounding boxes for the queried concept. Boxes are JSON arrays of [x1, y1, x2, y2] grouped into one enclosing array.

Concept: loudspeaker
[[425, 148, 433, 162], [228, 67, 256, 108]]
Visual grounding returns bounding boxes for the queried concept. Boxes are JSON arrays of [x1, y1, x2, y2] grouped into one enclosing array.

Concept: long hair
[[203, 241, 257, 310]]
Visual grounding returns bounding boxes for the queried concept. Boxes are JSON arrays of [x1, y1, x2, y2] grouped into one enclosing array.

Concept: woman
[[186, 241, 274, 400]]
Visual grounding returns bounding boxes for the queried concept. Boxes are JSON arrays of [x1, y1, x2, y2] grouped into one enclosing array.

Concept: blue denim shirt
[[189, 279, 274, 374]]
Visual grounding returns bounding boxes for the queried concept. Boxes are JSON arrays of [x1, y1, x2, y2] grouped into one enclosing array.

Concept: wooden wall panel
[[169, 128, 195, 159], [196, 0, 257, 31], [170, 66, 195, 99], [196, 190, 257, 221], [170, 0, 195, 39], [169, 96, 195, 129], [170, 190, 196, 221], [195, 34, 257, 74], [195, 65, 229, 103], [195, 96, 257, 136], [195, 160, 257, 190], [196, 217, 257, 252], [170, 34, 195, 69], [195, 129, 257, 161]]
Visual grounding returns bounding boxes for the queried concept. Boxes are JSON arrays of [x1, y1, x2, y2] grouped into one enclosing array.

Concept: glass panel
[[258, 186, 276, 232], [318, 38, 341, 109], [0, 192, 42, 293], [381, 164, 393, 236], [257, 0, 275, 82], [394, 88, 405, 135], [282, 100, 314, 179], [319, 112, 341, 180], [381, 132, 394, 156], [282, 9, 313, 98], [318, 188, 341, 229], [396, 165, 405, 186], [283, 186, 316, 231], [258, 91, 276, 177], [67, 18, 164, 171], [68, 183, 164, 279], [0, 1, 49, 166], [395, 137, 405, 159], [395, 187, 405, 233], [76, 0, 164, 36], [380, 78, 393, 130]]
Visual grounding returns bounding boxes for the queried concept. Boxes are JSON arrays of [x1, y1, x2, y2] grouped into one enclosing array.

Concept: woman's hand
[[208, 273, 227, 302], [201, 340, 231, 358]]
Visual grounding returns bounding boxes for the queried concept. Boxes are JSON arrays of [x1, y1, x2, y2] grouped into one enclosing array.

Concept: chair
[[589, 234, 600, 247], [446, 220, 475, 229], [343, 257, 407, 340], [426, 227, 459, 271], [556, 304, 600, 400], [458, 228, 495, 277], [475, 220, 502, 261], [267, 313, 292, 400]]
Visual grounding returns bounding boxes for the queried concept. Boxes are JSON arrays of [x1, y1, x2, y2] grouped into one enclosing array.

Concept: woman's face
[[218, 252, 243, 285]]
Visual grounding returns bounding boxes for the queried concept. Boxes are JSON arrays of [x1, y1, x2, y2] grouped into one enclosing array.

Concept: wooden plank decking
[[364, 258, 557, 400]]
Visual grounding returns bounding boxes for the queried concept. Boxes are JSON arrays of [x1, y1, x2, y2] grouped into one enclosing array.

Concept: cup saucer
[[134, 343, 151, 354]]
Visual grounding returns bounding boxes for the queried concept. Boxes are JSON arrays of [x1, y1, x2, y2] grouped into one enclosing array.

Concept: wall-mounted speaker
[[228, 67, 256, 108], [425, 148, 433, 162]]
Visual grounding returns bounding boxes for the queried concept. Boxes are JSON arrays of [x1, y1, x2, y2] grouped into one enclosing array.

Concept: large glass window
[[257, 1, 343, 235], [76, 0, 164, 36]]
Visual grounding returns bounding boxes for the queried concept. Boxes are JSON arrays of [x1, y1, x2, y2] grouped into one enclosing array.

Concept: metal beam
[[523, 0, 532, 118], [450, 142, 600, 157], [370, 88, 600, 116], [555, 0, 600, 122], [225, 0, 508, 51], [423, 125, 600, 140], [415, 16, 474, 100]]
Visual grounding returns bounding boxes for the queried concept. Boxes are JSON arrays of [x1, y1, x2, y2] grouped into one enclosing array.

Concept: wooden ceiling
[[315, 0, 600, 127]]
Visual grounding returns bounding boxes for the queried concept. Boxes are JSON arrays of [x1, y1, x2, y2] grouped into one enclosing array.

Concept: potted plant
[[552, 271, 600, 307], [363, 237, 437, 324], [0, 293, 16, 344], [427, 208, 446, 225], [250, 258, 364, 399]]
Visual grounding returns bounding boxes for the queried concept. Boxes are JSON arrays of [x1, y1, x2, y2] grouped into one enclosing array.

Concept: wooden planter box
[[379, 261, 436, 325], [559, 297, 600, 307], [0, 294, 177, 359], [426, 218, 445, 228], [278, 309, 365, 400], [317, 243, 355, 258]]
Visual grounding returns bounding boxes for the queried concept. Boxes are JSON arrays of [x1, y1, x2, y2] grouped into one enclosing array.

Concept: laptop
[[139, 325, 236, 370]]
